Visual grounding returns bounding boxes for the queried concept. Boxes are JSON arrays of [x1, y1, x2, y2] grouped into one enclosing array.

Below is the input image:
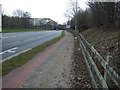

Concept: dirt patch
[[70, 36, 92, 88]]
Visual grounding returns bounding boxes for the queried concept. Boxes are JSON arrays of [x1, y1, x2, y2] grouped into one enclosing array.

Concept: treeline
[[2, 9, 32, 29], [70, 2, 120, 31]]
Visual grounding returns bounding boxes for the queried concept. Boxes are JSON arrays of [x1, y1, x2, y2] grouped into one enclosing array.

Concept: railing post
[[76, 31, 119, 88], [104, 55, 110, 81], [91, 47, 95, 60], [104, 55, 113, 88]]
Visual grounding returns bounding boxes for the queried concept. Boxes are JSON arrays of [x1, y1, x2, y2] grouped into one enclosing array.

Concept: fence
[[70, 30, 120, 89]]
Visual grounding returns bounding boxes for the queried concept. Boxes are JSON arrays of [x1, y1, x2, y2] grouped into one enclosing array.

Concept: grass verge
[[2, 31, 65, 76], [2, 29, 53, 33]]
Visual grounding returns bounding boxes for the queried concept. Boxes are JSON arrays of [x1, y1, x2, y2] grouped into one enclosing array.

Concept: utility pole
[[75, 0, 78, 31]]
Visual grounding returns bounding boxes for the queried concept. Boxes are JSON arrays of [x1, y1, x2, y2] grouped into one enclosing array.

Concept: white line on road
[[24, 38, 35, 42], [1, 41, 20, 47], [2, 36, 44, 47], [1, 37, 8, 39], [2, 32, 45, 39], [1, 48, 32, 63], [0, 47, 18, 55]]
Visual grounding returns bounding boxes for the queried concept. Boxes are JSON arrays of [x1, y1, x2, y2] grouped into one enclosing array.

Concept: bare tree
[[65, 0, 80, 31], [2, 9, 6, 16], [23, 12, 31, 18], [13, 9, 24, 18], [65, 0, 80, 19]]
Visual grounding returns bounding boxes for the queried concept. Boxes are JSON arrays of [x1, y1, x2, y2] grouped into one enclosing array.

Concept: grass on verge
[[2, 29, 53, 33], [2, 31, 65, 76]]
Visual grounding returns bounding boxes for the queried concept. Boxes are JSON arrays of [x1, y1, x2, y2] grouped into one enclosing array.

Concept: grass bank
[[81, 27, 120, 75], [81, 27, 120, 88], [2, 31, 65, 76], [2, 29, 53, 33]]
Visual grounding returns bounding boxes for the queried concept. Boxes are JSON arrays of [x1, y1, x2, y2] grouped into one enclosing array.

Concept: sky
[[1, 0, 88, 24]]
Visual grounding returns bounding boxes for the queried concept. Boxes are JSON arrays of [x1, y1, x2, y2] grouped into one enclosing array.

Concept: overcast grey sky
[[1, 0, 88, 24]]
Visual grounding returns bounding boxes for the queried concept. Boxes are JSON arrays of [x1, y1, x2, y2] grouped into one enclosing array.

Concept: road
[[2, 31, 74, 88], [0, 30, 62, 61]]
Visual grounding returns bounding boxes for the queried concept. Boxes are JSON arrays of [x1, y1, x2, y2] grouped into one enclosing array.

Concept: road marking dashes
[[24, 38, 35, 42], [2, 41, 20, 47], [0, 47, 18, 55], [1, 37, 8, 39]]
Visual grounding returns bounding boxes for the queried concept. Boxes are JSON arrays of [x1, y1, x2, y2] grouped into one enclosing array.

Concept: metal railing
[[70, 30, 120, 89]]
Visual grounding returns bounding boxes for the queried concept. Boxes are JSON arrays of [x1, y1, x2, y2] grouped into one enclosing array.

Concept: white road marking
[[7, 50, 16, 53], [2, 36, 44, 47], [24, 38, 35, 42], [0, 47, 18, 55], [11, 36, 17, 38], [2, 31, 54, 39], [0, 52, 5, 55], [24, 36, 46, 42], [2, 32, 44, 39], [1, 48, 32, 63], [1, 41, 20, 47], [2, 37, 8, 39]]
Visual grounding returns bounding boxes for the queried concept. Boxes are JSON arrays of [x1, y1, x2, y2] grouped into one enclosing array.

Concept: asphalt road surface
[[0, 30, 62, 61]]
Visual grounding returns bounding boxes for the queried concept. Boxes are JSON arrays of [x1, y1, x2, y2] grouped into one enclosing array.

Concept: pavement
[[1, 30, 62, 61], [2, 31, 74, 88]]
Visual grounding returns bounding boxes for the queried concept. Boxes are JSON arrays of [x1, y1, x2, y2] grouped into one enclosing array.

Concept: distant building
[[29, 18, 58, 29], [66, 25, 70, 29]]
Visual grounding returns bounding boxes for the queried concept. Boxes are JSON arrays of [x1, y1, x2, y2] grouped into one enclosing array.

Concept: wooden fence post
[[77, 32, 120, 88], [104, 55, 110, 81], [104, 55, 114, 88]]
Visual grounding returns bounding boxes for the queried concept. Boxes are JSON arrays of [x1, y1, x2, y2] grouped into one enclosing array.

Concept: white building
[[30, 18, 51, 26], [30, 18, 57, 29]]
